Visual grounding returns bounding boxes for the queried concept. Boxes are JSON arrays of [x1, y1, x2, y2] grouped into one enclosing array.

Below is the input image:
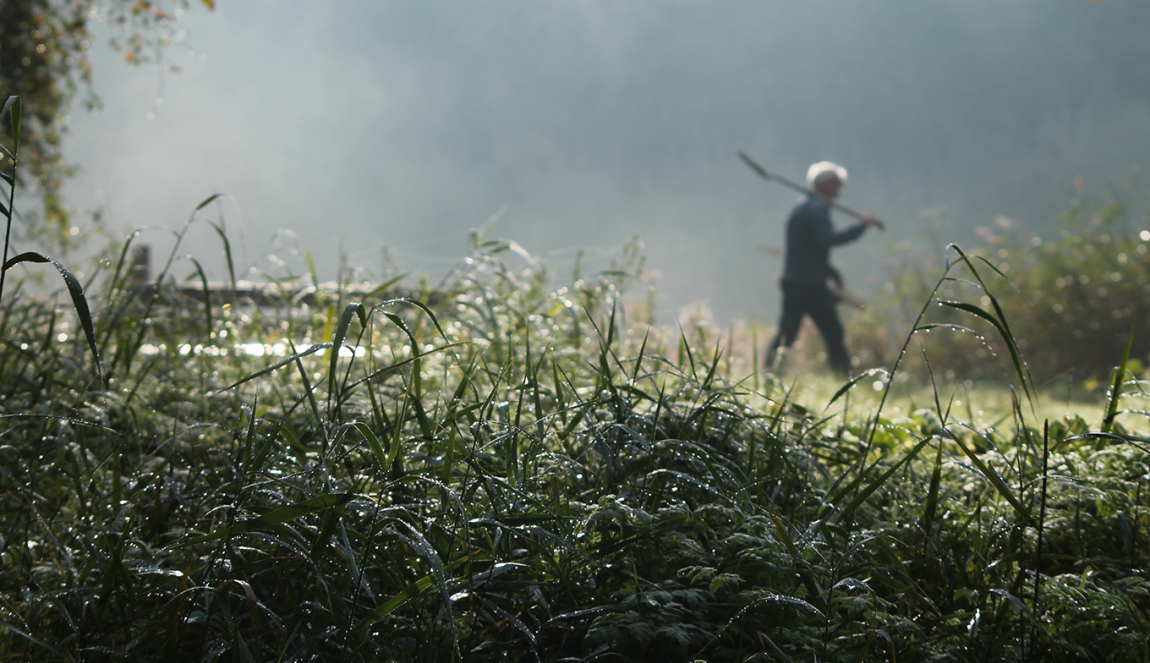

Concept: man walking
[[765, 162, 882, 375]]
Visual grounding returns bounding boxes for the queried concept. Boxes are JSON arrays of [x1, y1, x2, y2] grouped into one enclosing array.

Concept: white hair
[[806, 161, 848, 189]]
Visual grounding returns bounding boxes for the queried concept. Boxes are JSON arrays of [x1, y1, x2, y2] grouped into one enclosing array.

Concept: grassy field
[[0, 213, 1147, 662], [3, 100, 1150, 661]]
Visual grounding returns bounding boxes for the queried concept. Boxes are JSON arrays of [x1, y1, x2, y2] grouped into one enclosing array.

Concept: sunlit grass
[[2, 214, 1145, 661], [2, 97, 1149, 660]]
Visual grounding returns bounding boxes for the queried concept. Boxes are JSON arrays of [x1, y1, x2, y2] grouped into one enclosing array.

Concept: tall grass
[[2, 99, 1149, 661]]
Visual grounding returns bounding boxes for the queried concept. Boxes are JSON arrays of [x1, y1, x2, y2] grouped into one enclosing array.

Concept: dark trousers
[[766, 280, 851, 374]]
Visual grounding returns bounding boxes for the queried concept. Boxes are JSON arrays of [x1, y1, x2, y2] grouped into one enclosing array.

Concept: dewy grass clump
[[2, 107, 1150, 661]]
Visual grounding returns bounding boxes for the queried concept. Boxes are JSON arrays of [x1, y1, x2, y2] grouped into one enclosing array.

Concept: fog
[[61, 0, 1150, 323]]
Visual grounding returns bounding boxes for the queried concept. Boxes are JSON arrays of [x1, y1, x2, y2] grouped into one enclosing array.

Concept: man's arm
[[812, 203, 881, 248], [813, 213, 867, 248]]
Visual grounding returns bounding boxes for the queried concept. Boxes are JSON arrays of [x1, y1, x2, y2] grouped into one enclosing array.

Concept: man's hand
[[859, 214, 886, 232]]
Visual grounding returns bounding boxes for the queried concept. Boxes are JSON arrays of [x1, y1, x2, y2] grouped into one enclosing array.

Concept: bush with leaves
[[846, 198, 1150, 387]]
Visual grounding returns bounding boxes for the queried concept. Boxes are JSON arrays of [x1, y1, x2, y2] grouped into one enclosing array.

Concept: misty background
[[60, 0, 1150, 323]]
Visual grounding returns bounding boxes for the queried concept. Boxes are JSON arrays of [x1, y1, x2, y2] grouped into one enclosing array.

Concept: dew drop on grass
[[872, 381, 883, 392]]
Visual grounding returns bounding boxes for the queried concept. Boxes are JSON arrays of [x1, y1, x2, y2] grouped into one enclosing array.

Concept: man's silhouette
[[765, 162, 882, 375]]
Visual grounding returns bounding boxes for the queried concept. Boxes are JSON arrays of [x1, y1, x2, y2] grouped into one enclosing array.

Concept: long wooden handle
[[737, 151, 883, 228]]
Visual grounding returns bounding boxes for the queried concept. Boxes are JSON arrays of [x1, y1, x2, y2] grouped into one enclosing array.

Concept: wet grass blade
[[355, 573, 437, 628], [951, 433, 1033, 522], [290, 339, 329, 450], [0, 619, 62, 658], [328, 301, 367, 410], [825, 368, 889, 410], [362, 272, 409, 301], [921, 441, 944, 530], [355, 421, 389, 471], [1102, 323, 1134, 433], [4, 251, 102, 384], [209, 219, 237, 291], [194, 193, 226, 211], [392, 520, 459, 656], [188, 256, 212, 333], [353, 553, 474, 632], [945, 245, 1036, 404], [832, 436, 932, 525], [220, 342, 333, 391], [0, 96, 18, 306], [185, 492, 353, 544]]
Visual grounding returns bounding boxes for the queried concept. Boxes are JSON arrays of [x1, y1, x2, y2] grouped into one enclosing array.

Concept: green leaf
[[936, 299, 1032, 402], [2, 96, 20, 154], [328, 301, 366, 404], [355, 421, 389, 470], [951, 434, 1032, 522], [184, 492, 354, 544], [219, 342, 333, 391], [0, 619, 62, 658], [826, 368, 890, 410], [3, 252, 102, 384], [354, 573, 437, 628], [209, 220, 237, 290], [921, 441, 944, 530], [352, 551, 476, 632], [291, 339, 328, 449], [363, 272, 409, 301], [943, 245, 1036, 403], [746, 592, 825, 618], [306, 249, 318, 289], [188, 256, 212, 332], [391, 520, 458, 651], [1102, 323, 1135, 434], [194, 193, 225, 211], [834, 436, 932, 525]]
